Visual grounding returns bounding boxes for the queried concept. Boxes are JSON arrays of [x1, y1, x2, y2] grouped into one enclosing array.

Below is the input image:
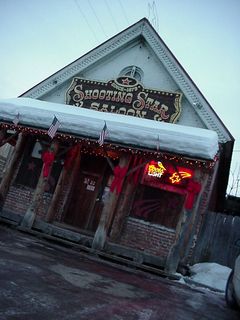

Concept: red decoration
[[7, 137, 17, 146], [110, 165, 128, 195], [64, 145, 79, 170], [42, 151, 55, 178], [184, 180, 202, 210], [127, 156, 144, 185]]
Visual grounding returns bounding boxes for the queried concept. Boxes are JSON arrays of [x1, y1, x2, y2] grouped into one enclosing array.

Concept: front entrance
[[64, 154, 110, 232]]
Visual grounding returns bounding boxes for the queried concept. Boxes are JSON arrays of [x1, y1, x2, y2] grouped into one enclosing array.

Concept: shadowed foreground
[[0, 224, 239, 320]]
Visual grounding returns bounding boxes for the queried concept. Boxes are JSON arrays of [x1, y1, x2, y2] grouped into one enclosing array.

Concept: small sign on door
[[86, 184, 95, 191]]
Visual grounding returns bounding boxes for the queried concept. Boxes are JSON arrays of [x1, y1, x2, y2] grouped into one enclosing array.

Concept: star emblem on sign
[[121, 77, 131, 85], [169, 172, 181, 184]]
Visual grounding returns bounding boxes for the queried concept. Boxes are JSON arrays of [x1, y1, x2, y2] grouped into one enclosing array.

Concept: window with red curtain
[[130, 160, 193, 229]]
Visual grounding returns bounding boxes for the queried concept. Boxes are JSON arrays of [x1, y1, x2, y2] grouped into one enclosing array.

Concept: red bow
[[42, 151, 55, 178], [110, 165, 128, 195], [184, 180, 202, 210]]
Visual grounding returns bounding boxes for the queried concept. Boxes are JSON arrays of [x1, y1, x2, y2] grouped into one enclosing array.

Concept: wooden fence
[[192, 211, 240, 268]]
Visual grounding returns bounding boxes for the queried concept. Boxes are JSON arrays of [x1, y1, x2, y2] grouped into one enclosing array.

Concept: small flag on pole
[[48, 116, 60, 139], [13, 112, 20, 126], [98, 121, 108, 146], [157, 135, 160, 151]]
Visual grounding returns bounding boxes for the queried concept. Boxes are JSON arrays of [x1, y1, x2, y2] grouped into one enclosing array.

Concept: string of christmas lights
[[0, 122, 217, 170]]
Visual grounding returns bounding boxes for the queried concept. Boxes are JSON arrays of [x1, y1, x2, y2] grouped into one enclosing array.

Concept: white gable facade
[[21, 19, 231, 143]]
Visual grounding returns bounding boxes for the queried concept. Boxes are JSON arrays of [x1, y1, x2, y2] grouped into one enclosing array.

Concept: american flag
[[157, 135, 160, 151], [13, 112, 20, 126], [98, 121, 108, 146], [48, 116, 60, 139]]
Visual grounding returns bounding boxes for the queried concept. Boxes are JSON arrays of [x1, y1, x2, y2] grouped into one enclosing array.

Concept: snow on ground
[[181, 262, 232, 292]]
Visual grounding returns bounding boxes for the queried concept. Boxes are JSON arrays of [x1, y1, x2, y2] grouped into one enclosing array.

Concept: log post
[[44, 169, 66, 223], [21, 140, 59, 229], [110, 180, 136, 241], [0, 129, 6, 145], [164, 171, 207, 274], [110, 157, 146, 241], [59, 147, 82, 221], [0, 133, 26, 210], [92, 154, 130, 250], [181, 158, 219, 265], [45, 145, 81, 223]]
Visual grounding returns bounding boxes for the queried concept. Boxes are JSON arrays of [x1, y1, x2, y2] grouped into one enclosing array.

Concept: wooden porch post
[[44, 168, 66, 223], [0, 133, 26, 210], [59, 147, 82, 221], [21, 140, 59, 229], [45, 145, 81, 223], [182, 159, 220, 265], [92, 154, 131, 250], [0, 129, 6, 145], [110, 180, 136, 241], [164, 171, 207, 274]]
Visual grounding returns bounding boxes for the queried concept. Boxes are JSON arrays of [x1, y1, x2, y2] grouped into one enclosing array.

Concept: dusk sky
[[0, 0, 239, 195]]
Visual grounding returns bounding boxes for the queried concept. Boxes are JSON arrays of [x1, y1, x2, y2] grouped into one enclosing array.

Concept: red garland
[[110, 165, 128, 195], [42, 151, 55, 178], [184, 180, 202, 210], [64, 145, 79, 170]]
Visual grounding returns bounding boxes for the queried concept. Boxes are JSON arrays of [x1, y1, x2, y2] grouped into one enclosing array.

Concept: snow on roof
[[0, 98, 218, 160]]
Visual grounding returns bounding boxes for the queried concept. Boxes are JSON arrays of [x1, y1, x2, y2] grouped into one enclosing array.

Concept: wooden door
[[64, 172, 101, 230], [64, 154, 111, 232]]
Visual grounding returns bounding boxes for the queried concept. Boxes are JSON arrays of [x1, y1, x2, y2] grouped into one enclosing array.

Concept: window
[[130, 185, 185, 229], [119, 66, 143, 82], [15, 139, 62, 193]]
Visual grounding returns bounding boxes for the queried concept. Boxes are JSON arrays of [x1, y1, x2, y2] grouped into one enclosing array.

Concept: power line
[[104, 0, 119, 33], [117, 0, 129, 25], [74, 0, 99, 42], [87, 0, 108, 38]]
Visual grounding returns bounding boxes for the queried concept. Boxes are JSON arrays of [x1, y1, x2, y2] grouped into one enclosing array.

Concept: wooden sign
[[66, 77, 182, 123]]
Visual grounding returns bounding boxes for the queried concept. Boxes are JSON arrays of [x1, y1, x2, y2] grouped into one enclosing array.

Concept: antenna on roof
[[147, 1, 159, 32]]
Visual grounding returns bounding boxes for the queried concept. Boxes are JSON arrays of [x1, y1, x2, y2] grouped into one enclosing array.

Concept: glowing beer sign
[[148, 162, 166, 178], [146, 161, 192, 185]]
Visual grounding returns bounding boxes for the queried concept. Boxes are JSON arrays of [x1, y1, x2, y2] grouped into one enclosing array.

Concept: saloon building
[[0, 19, 234, 273]]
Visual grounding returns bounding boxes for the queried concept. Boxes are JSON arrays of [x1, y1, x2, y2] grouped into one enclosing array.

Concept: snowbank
[[0, 98, 219, 160], [188, 262, 232, 292]]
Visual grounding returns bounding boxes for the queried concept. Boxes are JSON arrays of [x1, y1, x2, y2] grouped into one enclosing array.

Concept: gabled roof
[[20, 18, 233, 145]]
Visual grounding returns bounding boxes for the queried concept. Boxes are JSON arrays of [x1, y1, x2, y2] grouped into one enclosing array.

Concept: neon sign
[[148, 162, 166, 178], [169, 171, 192, 184], [145, 161, 192, 185]]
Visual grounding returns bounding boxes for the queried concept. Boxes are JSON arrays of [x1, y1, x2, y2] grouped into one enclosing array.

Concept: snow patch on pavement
[[177, 262, 232, 292]]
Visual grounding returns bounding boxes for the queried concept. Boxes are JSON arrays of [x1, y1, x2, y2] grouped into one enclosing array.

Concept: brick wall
[[3, 184, 52, 219], [119, 217, 176, 258], [118, 172, 211, 261]]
